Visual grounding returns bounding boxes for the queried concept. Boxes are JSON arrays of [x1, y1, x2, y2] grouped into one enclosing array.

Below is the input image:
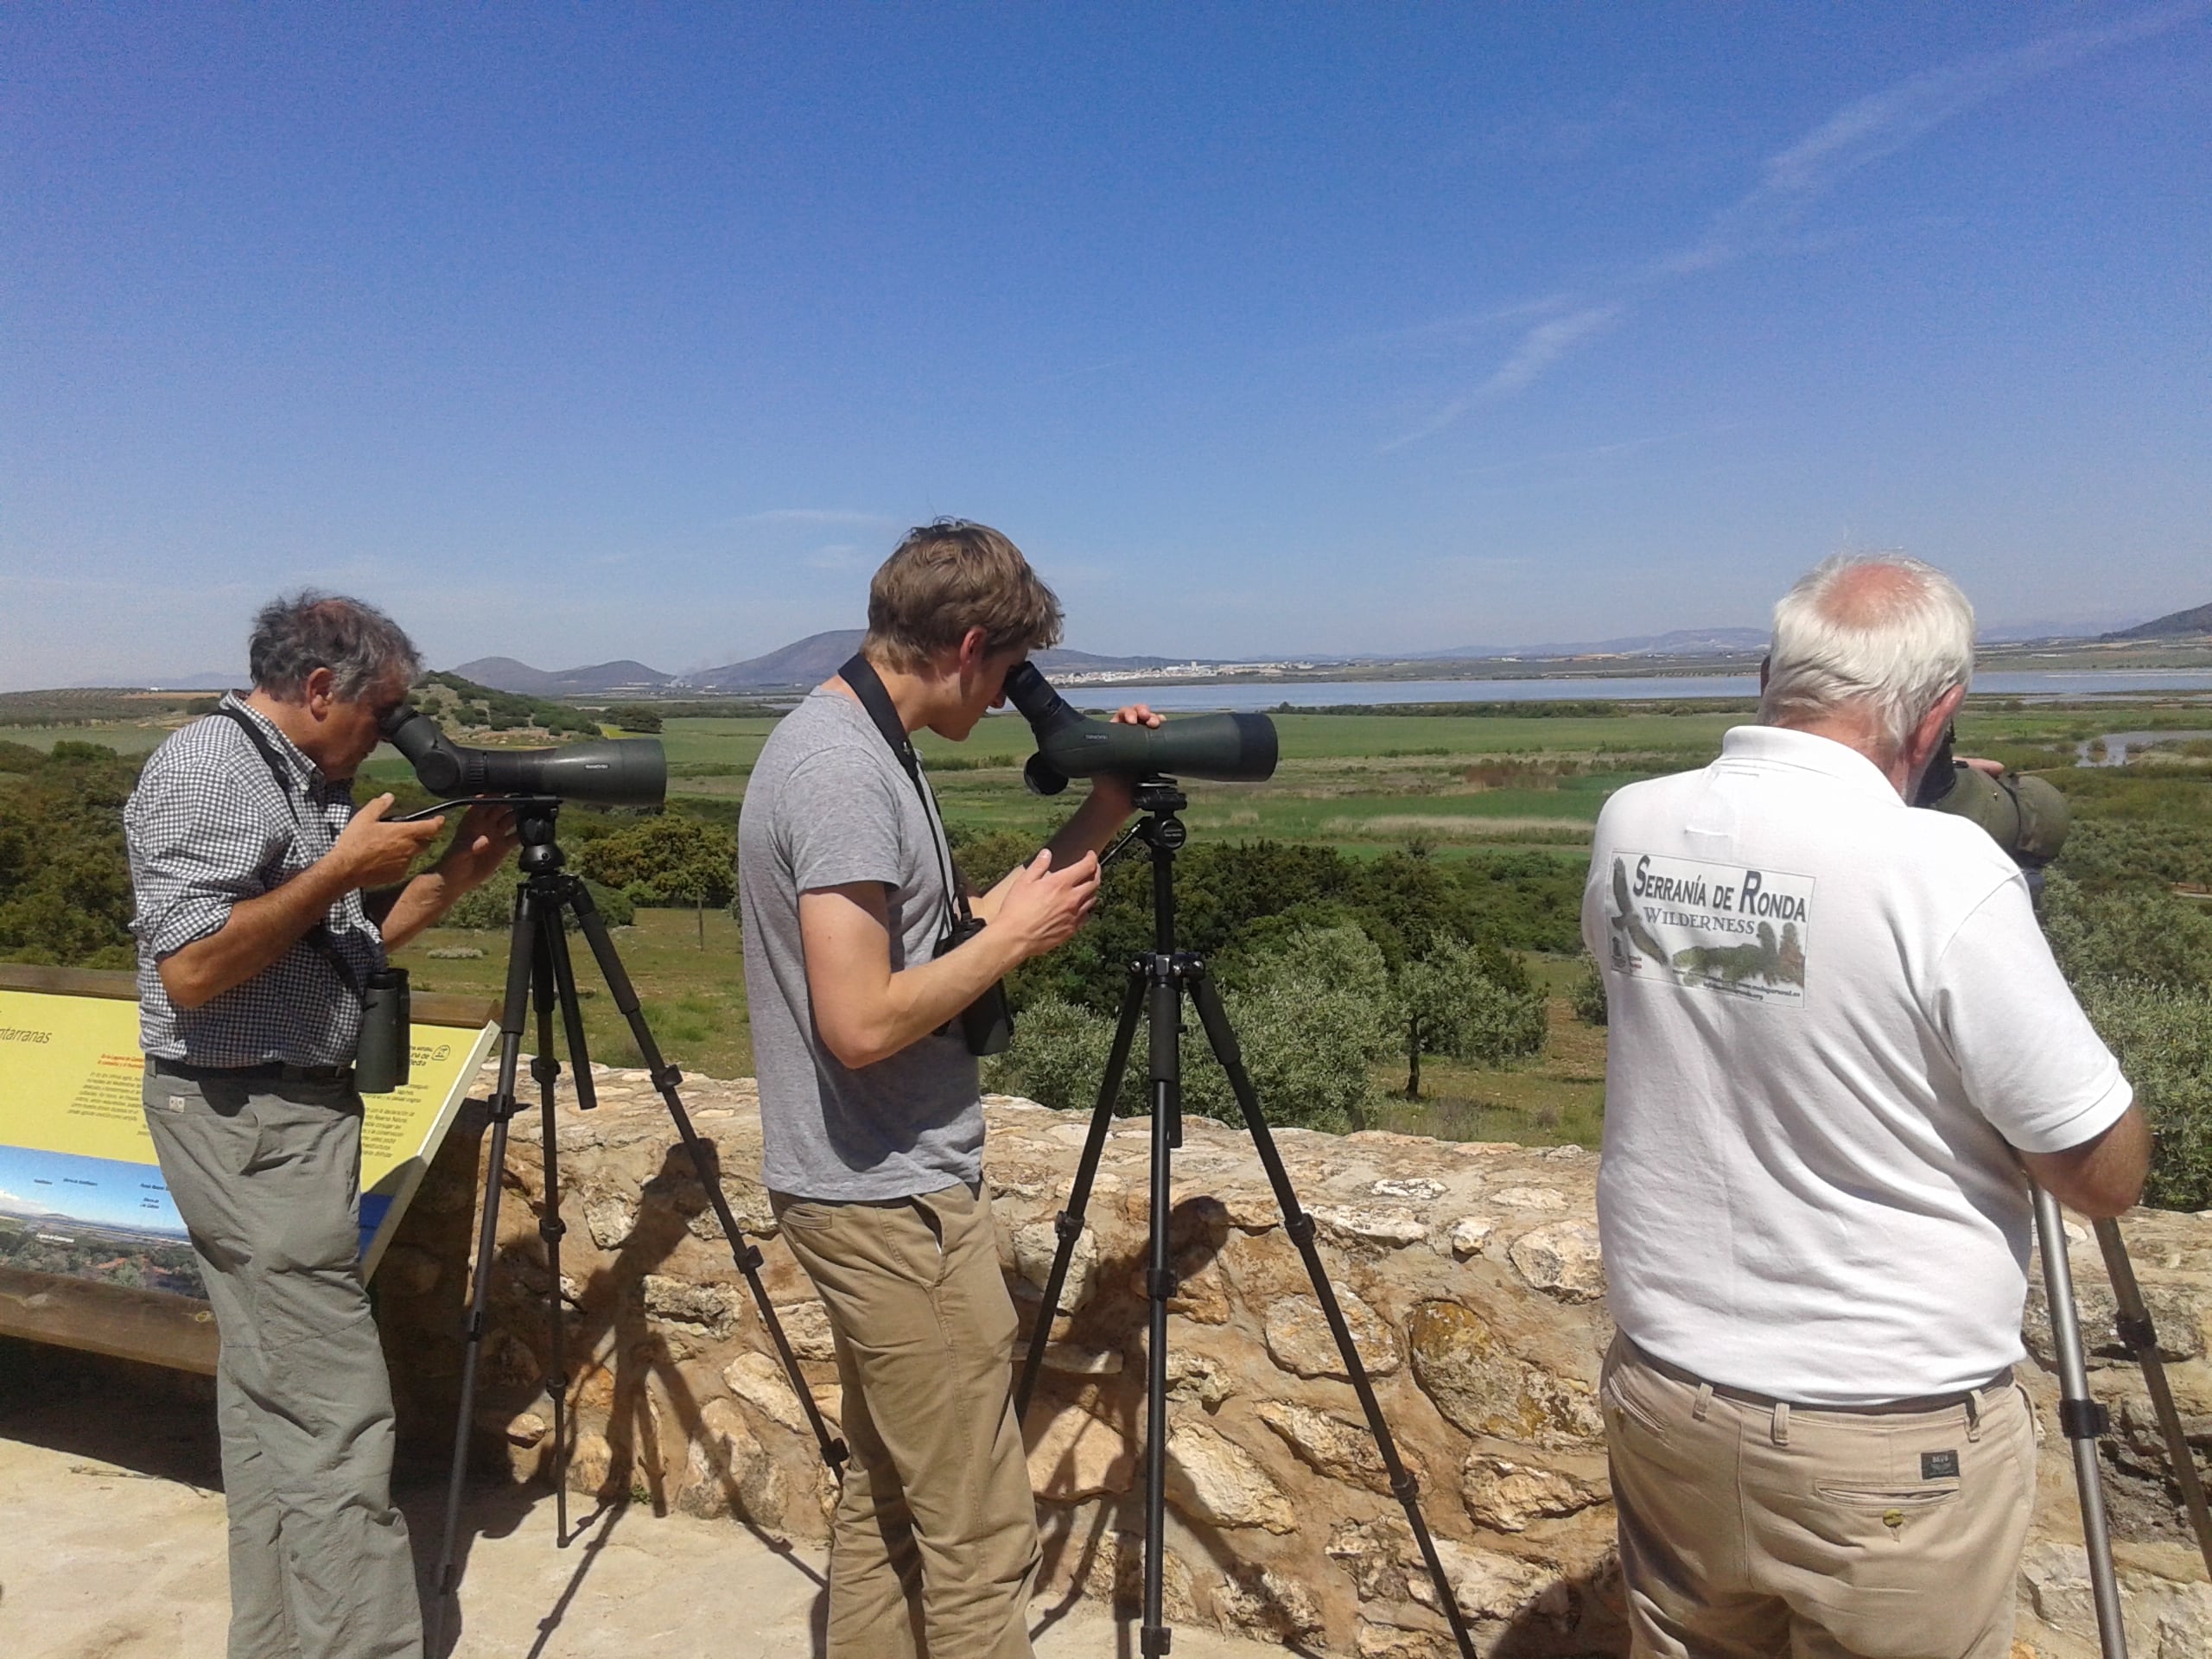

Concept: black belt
[[1624, 1338, 2013, 1415], [147, 1056, 353, 1085]]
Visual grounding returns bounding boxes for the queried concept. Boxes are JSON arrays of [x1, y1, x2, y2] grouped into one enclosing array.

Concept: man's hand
[[432, 804, 518, 892], [373, 804, 520, 950], [990, 850, 1102, 958], [332, 796, 447, 887]]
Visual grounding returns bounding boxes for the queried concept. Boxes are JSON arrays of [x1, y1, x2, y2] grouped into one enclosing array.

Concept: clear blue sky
[[3, 3, 2206, 689]]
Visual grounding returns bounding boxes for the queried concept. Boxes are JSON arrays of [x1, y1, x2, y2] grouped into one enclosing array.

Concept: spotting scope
[[1912, 726, 2069, 869], [379, 704, 668, 809], [1001, 662, 1278, 795]]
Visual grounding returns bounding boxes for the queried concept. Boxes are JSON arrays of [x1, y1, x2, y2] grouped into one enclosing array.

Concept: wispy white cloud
[[1658, 0, 2209, 277], [1382, 304, 1621, 450], [1390, 2, 2208, 448]]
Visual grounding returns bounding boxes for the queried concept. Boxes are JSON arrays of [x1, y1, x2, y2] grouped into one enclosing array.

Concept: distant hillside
[[2102, 601, 2212, 642], [693, 630, 1185, 690], [449, 657, 677, 696], [1439, 627, 1769, 659]]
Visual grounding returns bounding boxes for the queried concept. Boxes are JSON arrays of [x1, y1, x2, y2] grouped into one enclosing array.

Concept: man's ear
[[1906, 683, 1967, 771], [1758, 655, 1770, 694], [955, 627, 991, 676], [302, 665, 338, 715]]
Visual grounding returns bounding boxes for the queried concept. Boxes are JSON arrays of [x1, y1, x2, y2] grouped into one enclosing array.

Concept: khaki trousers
[[1603, 1337, 2034, 1659], [143, 1069, 423, 1659], [774, 1182, 1040, 1659]]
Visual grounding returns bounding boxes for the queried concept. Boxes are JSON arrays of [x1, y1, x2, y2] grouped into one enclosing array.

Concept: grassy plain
[[13, 688, 2211, 1151]]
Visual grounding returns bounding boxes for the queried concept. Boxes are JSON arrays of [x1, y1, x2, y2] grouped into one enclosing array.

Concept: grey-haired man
[[1586, 555, 2148, 1659], [126, 592, 514, 1659]]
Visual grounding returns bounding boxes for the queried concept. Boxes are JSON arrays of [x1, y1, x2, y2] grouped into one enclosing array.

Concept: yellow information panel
[[0, 989, 497, 1299]]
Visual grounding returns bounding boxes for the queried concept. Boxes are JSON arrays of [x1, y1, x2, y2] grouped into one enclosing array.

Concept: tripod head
[[510, 798, 566, 876], [1102, 777, 1189, 871]]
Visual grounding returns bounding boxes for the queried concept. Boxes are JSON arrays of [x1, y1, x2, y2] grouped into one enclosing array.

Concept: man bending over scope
[[738, 519, 1158, 1659]]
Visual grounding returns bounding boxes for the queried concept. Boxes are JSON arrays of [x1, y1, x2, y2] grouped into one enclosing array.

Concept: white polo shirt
[[1583, 725, 2132, 1404]]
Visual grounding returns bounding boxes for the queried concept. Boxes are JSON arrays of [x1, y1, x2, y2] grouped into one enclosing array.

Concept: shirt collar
[[1717, 724, 1904, 806], [219, 690, 329, 791]]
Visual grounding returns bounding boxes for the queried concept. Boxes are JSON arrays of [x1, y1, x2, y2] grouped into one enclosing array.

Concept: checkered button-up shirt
[[125, 694, 386, 1066]]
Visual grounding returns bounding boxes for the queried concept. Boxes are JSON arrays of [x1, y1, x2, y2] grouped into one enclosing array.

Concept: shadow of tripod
[[1014, 777, 1478, 1659], [423, 798, 847, 1654]]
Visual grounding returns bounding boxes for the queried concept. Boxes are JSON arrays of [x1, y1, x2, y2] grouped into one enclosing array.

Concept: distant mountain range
[[2102, 601, 2212, 642], [452, 630, 1186, 696], [1433, 627, 1770, 659], [448, 658, 677, 696], [106, 600, 2209, 700]]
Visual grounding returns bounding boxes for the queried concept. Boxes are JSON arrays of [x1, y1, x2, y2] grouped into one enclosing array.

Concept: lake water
[[2077, 730, 2212, 767], [1052, 670, 2212, 713]]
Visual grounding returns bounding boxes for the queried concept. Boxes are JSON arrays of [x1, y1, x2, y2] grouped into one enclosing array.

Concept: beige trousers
[[1603, 1337, 2035, 1659], [774, 1182, 1040, 1659]]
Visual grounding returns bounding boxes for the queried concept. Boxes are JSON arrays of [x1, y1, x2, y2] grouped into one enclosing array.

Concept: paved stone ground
[[0, 1353, 1291, 1659]]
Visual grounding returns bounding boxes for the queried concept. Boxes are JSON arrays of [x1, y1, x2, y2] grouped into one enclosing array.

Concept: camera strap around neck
[[836, 653, 975, 932], [209, 702, 368, 1007]]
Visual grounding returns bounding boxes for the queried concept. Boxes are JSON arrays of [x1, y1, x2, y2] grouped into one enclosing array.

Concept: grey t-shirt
[[738, 687, 982, 1199]]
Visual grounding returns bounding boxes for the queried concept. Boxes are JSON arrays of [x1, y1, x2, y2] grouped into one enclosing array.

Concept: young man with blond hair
[[738, 519, 1156, 1659]]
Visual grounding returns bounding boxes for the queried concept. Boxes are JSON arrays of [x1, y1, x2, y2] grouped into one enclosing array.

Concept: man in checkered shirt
[[127, 592, 514, 1659]]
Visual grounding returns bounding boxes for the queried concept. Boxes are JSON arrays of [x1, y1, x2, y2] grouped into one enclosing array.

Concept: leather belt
[[147, 1056, 354, 1085], [1624, 1338, 2013, 1415]]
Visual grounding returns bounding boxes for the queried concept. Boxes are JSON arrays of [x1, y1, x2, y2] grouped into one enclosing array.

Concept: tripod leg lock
[[1140, 1629, 1173, 1656], [738, 1244, 765, 1273], [2059, 1398, 2112, 1440], [1054, 1210, 1084, 1243], [1390, 1470, 1421, 1503], [538, 1216, 567, 1243], [487, 1091, 521, 1123], [531, 1055, 560, 1086], [1147, 1268, 1181, 1300], [652, 1064, 684, 1090], [2116, 1314, 2158, 1351], [1285, 1212, 1316, 1246]]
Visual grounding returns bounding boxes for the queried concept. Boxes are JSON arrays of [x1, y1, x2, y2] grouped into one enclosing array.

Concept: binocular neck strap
[[836, 654, 976, 931]]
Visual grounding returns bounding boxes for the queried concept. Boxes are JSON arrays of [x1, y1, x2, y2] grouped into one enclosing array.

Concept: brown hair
[[862, 519, 1064, 671]]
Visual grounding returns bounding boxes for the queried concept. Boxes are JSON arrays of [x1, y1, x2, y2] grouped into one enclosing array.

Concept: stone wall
[[431, 1062, 2212, 1657]]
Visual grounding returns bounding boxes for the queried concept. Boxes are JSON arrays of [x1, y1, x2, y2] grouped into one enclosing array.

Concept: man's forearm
[[805, 898, 1028, 1070], [157, 861, 358, 1010], [1043, 785, 1131, 868], [376, 869, 475, 951]]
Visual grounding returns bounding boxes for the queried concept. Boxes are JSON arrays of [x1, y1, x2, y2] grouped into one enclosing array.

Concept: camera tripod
[[1013, 778, 1478, 1659], [2032, 1185, 2212, 1659], [424, 799, 848, 1653]]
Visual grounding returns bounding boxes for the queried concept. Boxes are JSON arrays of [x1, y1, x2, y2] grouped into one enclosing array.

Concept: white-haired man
[[1584, 554, 2148, 1659]]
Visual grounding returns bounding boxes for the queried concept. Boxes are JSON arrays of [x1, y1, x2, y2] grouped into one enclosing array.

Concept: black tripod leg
[[561, 881, 849, 1478], [429, 882, 540, 1656], [1015, 970, 1147, 1421], [1189, 969, 1478, 1659], [529, 920, 573, 1544], [2097, 1217, 2212, 1573], [1140, 966, 1179, 1659]]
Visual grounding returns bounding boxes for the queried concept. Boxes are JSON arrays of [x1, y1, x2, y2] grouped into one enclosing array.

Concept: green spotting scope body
[[1911, 725, 2070, 868], [379, 705, 668, 809], [1001, 662, 1278, 793]]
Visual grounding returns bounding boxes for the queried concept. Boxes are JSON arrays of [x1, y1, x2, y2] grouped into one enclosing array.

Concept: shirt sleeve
[[125, 749, 289, 961], [781, 747, 909, 895], [1932, 876, 2134, 1155]]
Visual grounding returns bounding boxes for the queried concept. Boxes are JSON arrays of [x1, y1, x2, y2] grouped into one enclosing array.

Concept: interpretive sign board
[[0, 965, 495, 1370]]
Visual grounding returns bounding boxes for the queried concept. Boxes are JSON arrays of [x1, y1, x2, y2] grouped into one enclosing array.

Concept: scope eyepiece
[[378, 702, 668, 809], [1000, 662, 1279, 793]]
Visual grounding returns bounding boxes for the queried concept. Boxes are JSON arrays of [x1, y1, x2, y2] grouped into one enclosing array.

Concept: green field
[[12, 685, 2212, 1154]]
